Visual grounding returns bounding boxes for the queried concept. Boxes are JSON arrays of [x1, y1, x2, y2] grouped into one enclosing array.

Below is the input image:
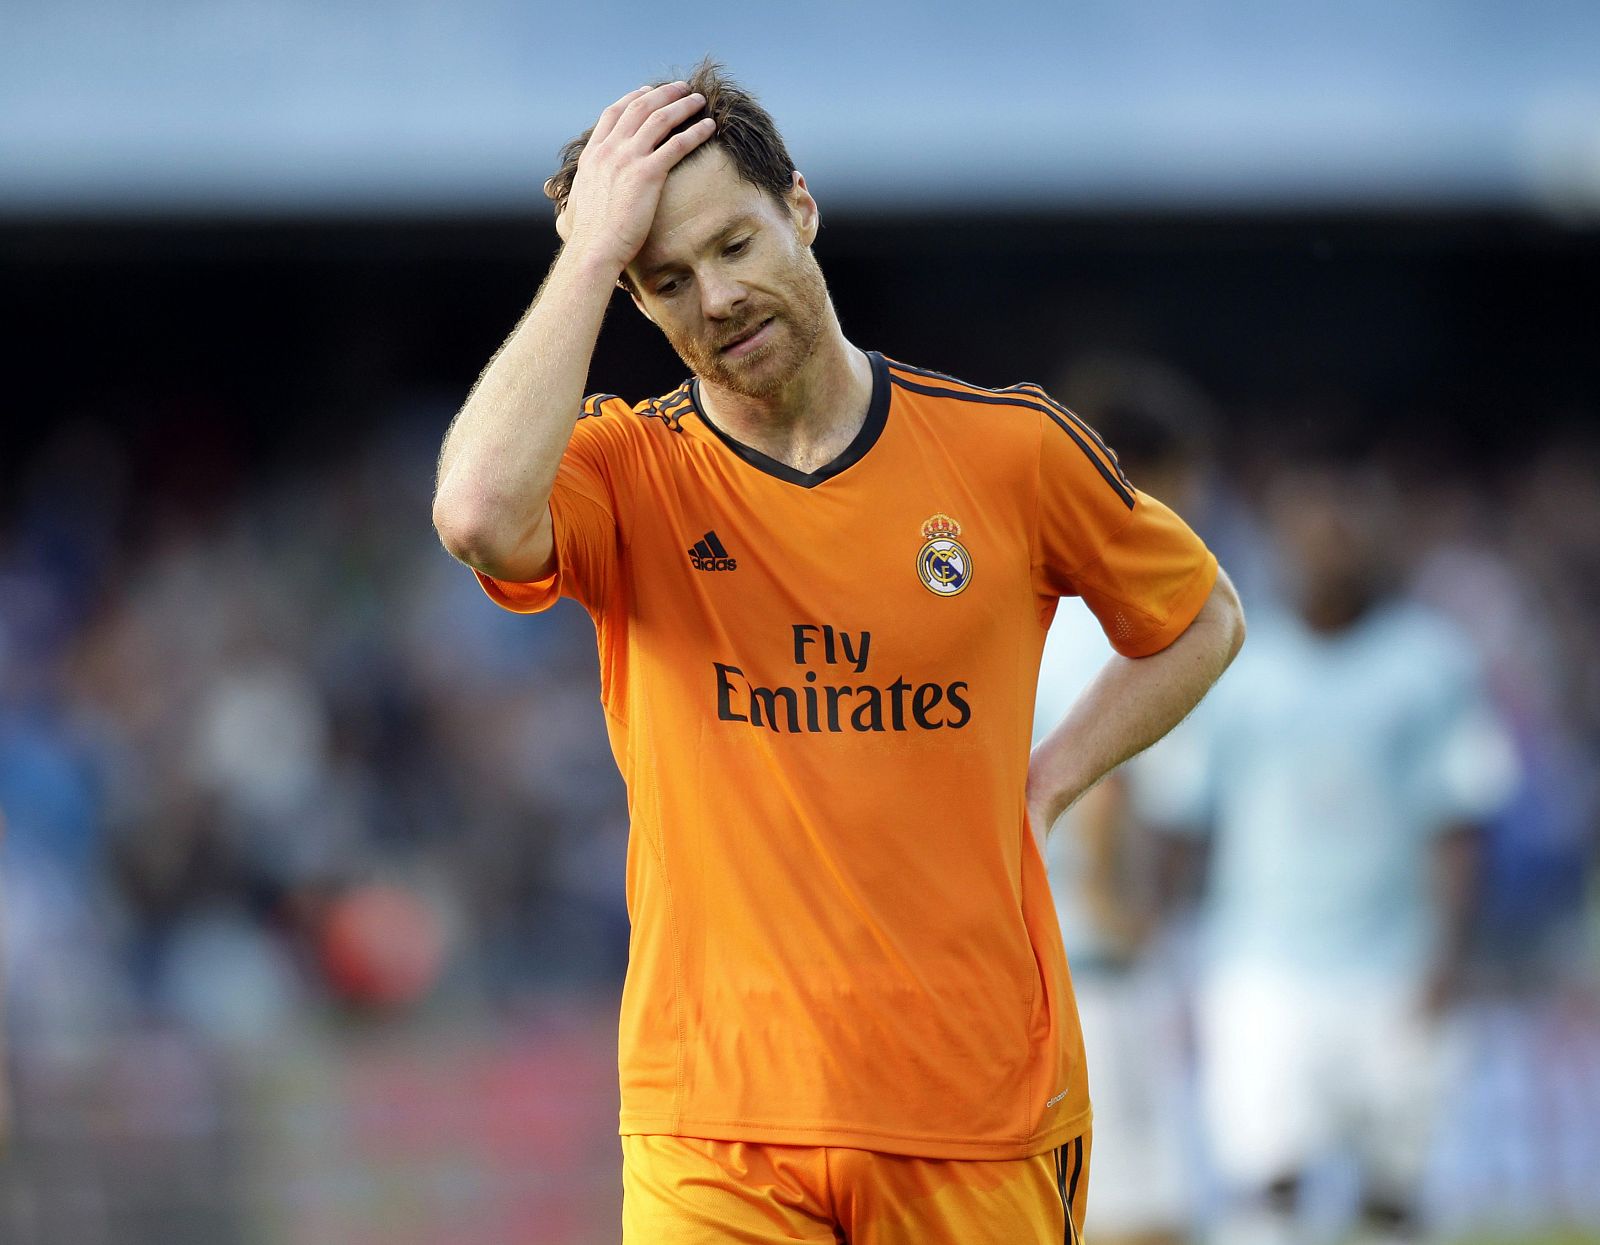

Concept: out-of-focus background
[[2, 3, 1597, 1243]]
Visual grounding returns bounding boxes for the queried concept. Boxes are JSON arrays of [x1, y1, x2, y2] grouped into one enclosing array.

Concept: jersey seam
[[639, 815, 688, 1130], [1060, 492, 1144, 582], [550, 484, 625, 618], [619, 1102, 1094, 1150], [550, 472, 614, 526]]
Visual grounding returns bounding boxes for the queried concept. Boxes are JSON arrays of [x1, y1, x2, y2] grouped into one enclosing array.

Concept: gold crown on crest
[[921, 513, 962, 540]]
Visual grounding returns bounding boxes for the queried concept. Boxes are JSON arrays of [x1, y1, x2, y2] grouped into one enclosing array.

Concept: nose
[[698, 265, 747, 322]]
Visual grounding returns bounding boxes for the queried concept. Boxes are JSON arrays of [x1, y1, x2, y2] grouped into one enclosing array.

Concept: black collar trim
[[689, 351, 889, 489]]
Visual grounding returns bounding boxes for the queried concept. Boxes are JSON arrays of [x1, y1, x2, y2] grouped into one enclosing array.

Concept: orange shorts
[[621, 1129, 1091, 1244]]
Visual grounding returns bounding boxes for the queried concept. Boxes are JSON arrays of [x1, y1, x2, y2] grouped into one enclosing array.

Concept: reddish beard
[[665, 251, 829, 399]]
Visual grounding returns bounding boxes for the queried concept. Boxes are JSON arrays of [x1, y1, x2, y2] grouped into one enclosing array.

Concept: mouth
[[719, 317, 775, 357]]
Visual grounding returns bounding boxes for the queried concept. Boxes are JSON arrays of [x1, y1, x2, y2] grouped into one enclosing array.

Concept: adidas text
[[687, 531, 737, 572]]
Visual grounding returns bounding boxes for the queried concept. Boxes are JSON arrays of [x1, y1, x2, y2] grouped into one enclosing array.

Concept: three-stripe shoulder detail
[[884, 359, 1135, 509], [636, 383, 693, 432], [578, 388, 694, 431], [579, 393, 622, 420]]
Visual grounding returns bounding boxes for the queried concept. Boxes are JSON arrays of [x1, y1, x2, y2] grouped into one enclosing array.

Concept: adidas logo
[[687, 530, 738, 572]]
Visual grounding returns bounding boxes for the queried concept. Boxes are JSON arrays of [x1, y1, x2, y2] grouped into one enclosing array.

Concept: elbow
[[433, 491, 511, 570], [432, 493, 489, 566], [1226, 599, 1247, 665], [432, 490, 553, 581], [1218, 573, 1247, 667], [1194, 566, 1246, 672]]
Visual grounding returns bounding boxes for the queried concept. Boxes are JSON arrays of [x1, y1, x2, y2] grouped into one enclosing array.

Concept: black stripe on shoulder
[[579, 393, 620, 420], [1012, 383, 1133, 491], [886, 360, 1133, 493], [887, 371, 1135, 509], [883, 358, 984, 388], [635, 386, 690, 432]]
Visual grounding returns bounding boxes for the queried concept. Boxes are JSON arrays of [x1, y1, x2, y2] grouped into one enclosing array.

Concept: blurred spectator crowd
[[0, 414, 635, 1050], [3, 385, 1597, 1038]]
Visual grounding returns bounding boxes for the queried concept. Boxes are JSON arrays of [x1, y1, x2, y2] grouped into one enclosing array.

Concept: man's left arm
[[1027, 569, 1244, 851], [1422, 822, 1482, 1018], [1414, 628, 1518, 1017]]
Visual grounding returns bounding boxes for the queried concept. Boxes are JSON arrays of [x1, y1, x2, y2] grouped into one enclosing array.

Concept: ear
[[787, 171, 819, 246], [627, 286, 655, 324]]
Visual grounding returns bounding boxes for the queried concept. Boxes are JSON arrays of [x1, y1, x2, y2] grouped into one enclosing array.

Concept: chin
[[719, 348, 801, 399], [697, 332, 800, 397]]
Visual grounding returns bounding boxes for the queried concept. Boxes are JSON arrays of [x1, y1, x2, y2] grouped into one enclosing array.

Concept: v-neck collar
[[689, 351, 890, 489]]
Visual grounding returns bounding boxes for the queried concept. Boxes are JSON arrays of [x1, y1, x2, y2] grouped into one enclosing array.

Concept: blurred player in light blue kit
[[1155, 447, 1518, 1245]]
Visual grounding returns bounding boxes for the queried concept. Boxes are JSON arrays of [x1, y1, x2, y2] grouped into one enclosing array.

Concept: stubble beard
[[669, 250, 831, 401]]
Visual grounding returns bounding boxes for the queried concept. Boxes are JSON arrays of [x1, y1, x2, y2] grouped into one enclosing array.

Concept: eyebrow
[[638, 214, 759, 283]]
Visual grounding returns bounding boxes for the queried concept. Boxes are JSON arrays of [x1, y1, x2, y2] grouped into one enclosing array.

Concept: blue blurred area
[[0, 416, 632, 1034], [4, 0, 1600, 213]]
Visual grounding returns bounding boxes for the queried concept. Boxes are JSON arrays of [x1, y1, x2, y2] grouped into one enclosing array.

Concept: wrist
[[1025, 775, 1073, 832], [557, 238, 630, 287]]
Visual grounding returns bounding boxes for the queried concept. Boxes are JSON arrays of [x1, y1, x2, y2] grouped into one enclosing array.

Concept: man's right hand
[[434, 82, 716, 585], [550, 81, 717, 272]]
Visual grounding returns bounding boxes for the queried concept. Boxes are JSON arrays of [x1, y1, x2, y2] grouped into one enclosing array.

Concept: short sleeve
[[474, 396, 628, 616], [1034, 404, 1218, 658]]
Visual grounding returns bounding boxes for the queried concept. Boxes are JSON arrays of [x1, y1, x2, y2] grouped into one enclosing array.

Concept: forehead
[[633, 147, 780, 270]]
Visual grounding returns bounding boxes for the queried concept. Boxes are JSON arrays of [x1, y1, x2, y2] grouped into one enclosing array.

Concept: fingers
[[589, 84, 652, 145], [645, 117, 717, 171], [610, 80, 695, 143], [632, 90, 707, 151]]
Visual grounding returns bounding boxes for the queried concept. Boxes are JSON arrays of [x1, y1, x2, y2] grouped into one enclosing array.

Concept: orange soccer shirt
[[476, 352, 1217, 1160]]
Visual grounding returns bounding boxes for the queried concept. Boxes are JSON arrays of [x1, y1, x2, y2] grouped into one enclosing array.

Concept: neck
[[697, 315, 873, 474]]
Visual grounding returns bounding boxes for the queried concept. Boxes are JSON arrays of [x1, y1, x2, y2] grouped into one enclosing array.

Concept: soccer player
[[1154, 456, 1516, 1245], [432, 63, 1245, 1244]]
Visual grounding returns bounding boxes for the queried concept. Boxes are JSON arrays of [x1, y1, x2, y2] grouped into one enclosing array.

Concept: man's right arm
[[431, 81, 714, 582], [432, 248, 625, 582]]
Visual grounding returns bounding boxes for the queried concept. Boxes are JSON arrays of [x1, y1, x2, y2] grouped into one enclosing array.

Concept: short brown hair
[[545, 58, 797, 231]]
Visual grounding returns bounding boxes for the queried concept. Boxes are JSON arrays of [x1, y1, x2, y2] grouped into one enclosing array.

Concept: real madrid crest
[[917, 513, 972, 597]]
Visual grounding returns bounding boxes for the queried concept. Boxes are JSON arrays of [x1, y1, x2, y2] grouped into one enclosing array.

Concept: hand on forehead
[[546, 80, 718, 261]]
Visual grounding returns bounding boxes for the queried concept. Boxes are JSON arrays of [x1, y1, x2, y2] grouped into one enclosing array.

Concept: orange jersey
[[476, 352, 1217, 1160]]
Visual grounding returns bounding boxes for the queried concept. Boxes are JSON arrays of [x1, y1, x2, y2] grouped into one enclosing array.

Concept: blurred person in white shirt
[[1153, 449, 1518, 1245]]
